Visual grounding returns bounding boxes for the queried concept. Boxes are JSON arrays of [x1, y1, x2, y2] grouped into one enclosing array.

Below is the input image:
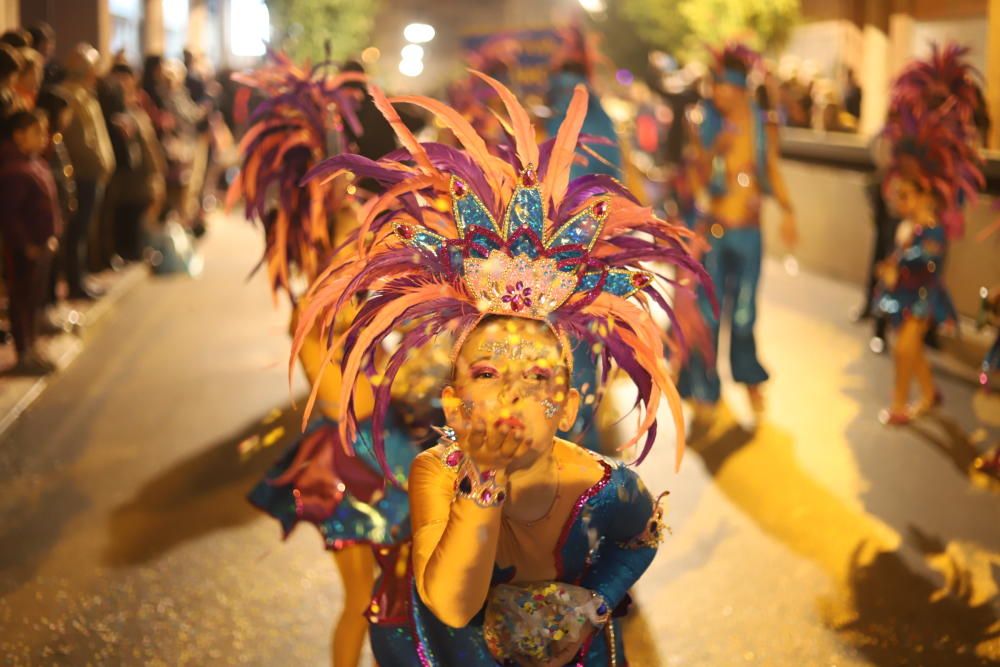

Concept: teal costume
[[369, 458, 658, 665], [678, 99, 772, 404]]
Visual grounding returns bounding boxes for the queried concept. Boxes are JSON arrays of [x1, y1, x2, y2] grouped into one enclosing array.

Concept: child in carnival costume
[[873, 43, 985, 425], [294, 71, 709, 665], [228, 51, 436, 667], [874, 83, 983, 424], [677, 42, 797, 417]]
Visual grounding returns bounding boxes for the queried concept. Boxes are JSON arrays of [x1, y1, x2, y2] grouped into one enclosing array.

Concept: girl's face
[[442, 317, 580, 455], [890, 178, 932, 219]]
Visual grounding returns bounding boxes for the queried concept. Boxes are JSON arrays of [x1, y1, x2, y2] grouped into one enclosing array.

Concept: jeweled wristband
[[454, 457, 507, 508]]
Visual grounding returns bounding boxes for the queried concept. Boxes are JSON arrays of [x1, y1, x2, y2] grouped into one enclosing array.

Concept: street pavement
[[1, 213, 997, 666]]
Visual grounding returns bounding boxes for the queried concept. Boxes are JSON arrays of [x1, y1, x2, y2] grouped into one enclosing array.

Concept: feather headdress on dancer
[[227, 50, 364, 300], [551, 23, 609, 82], [708, 41, 762, 88], [883, 104, 984, 239], [292, 72, 712, 473], [885, 43, 985, 239], [891, 42, 982, 132]]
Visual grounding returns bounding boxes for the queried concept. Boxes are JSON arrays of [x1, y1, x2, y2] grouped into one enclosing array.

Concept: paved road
[[1, 214, 997, 666]]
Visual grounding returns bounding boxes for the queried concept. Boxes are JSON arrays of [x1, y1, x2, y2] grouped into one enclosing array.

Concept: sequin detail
[[554, 458, 613, 578], [624, 490, 671, 549], [464, 251, 577, 317], [452, 175, 501, 237], [546, 198, 609, 251]]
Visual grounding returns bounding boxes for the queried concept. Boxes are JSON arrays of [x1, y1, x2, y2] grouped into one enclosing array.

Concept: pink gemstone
[[522, 166, 537, 187], [396, 224, 415, 240], [445, 450, 462, 467], [480, 471, 492, 482], [631, 272, 651, 288], [453, 178, 468, 197], [481, 490, 493, 503], [593, 199, 608, 218]]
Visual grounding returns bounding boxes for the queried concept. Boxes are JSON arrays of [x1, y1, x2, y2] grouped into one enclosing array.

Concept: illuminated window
[[163, 0, 189, 56], [230, 0, 270, 57]]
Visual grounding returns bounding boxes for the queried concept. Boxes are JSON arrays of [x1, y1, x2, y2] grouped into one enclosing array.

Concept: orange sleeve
[[409, 449, 503, 628]]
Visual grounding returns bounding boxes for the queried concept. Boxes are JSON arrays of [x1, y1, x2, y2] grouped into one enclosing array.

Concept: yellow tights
[[331, 544, 376, 667]]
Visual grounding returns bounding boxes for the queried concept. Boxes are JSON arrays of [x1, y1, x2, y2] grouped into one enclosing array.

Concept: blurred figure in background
[[27, 22, 61, 87], [15, 46, 43, 108], [141, 55, 207, 233], [56, 43, 115, 299], [0, 29, 30, 50], [106, 64, 167, 261], [844, 67, 862, 120], [34, 88, 78, 307], [0, 44, 25, 120], [678, 43, 797, 418], [0, 111, 62, 374]]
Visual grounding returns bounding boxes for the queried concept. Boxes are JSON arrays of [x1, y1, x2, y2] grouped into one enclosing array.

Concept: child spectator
[[0, 111, 62, 374]]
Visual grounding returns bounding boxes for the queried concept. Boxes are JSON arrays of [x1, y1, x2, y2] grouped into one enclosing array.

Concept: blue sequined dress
[[248, 411, 417, 551], [369, 452, 659, 666], [875, 223, 957, 327]]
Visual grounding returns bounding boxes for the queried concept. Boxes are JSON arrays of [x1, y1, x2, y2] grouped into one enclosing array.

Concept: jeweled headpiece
[[293, 71, 709, 470], [886, 44, 985, 238], [227, 50, 364, 300]]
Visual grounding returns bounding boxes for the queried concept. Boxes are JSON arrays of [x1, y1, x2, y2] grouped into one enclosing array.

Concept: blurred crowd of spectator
[[0, 23, 232, 375]]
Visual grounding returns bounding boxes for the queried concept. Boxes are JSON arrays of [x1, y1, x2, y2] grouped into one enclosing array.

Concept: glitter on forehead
[[478, 339, 558, 361]]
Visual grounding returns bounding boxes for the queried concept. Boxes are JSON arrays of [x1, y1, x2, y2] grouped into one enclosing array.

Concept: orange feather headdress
[[294, 72, 711, 472]]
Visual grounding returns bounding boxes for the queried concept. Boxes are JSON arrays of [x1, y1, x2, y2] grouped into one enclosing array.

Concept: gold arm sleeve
[[409, 451, 503, 628]]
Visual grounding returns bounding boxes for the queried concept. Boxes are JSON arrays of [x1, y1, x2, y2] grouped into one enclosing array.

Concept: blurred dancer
[[231, 53, 427, 667], [678, 43, 797, 417], [874, 116, 982, 423]]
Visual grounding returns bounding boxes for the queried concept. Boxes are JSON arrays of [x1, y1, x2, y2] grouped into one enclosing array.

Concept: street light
[[401, 43, 424, 61], [399, 58, 424, 77], [578, 0, 606, 11], [403, 23, 435, 44]]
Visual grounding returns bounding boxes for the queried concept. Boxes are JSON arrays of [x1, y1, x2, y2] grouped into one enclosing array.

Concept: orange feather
[[544, 84, 589, 214], [469, 69, 539, 169], [390, 94, 515, 192], [369, 85, 434, 173]]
